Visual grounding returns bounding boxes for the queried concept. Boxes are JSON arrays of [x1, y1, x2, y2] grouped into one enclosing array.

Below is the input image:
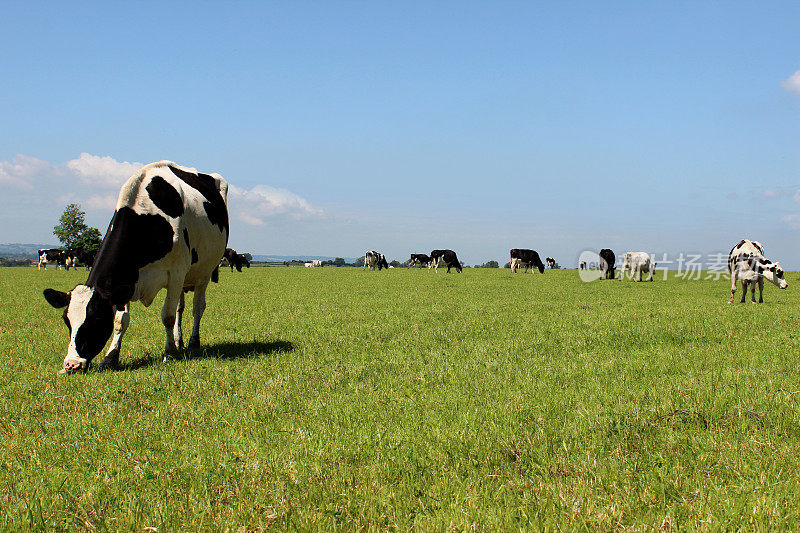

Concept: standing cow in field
[[546, 257, 556, 269], [430, 249, 463, 273], [67, 249, 98, 270], [579, 261, 587, 270], [409, 253, 433, 270], [509, 249, 545, 274], [599, 249, 615, 279], [38, 249, 67, 271], [43, 161, 229, 373], [364, 251, 389, 271], [220, 248, 250, 272], [728, 239, 787, 303], [619, 252, 655, 282]]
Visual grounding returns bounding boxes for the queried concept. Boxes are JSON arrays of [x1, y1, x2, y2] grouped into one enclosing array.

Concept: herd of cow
[[38, 161, 790, 374]]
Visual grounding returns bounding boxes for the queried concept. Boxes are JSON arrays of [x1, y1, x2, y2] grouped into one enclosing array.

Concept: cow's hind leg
[[174, 291, 185, 349], [728, 272, 737, 303], [161, 282, 184, 361], [99, 305, 130, 370], [750, 280, 757, 304], [187, 282, 209, 349], [758, 278, 764, 303], [740, 280, 748, 303]]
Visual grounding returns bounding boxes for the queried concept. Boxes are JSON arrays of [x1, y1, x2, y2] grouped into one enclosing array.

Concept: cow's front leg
[[758, 278, 764, 303], [99, 305, 130, 370], [187, 282, 208, 349], [161, 283, 184, 361]]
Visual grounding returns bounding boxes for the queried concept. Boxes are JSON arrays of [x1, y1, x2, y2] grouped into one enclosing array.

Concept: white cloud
[[783, 70, 800, 95], [228, 184, 321, 226], [0, 153, 321, 229], [65, 153, 142, 188], [0, 154, 54, 190], [782, 214, 800, 229], [86, 194, 119, 210]]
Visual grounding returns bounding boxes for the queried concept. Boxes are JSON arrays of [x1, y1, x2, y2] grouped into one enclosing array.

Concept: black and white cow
[[220, 247, 250, 272], [509, 249, 545, 274], [619, 251, 654, 282], [430, 249, 463, 273], [364, 250, 389, 271], [579, 261, 587, 270], [546, 257, 556, 269], [43, 161, 229, 373], [38, 248, 67, 271], [599, 249, 615, 279], [728, 239, 787, 304], [409, 253, 433, 270], [67, 249, 98, 270]]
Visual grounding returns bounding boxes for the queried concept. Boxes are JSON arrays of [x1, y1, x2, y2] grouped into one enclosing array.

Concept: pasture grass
[[1, 265, 800, 530]]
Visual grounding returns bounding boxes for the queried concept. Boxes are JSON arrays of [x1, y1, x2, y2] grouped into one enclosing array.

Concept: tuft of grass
[[1, 266, 800, 529]]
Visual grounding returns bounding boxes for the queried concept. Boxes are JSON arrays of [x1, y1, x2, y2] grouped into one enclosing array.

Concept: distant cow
[[430, 249, 462, 273], [619, 252, 654, 282], [66, 249, 97, 270], [579, 261, 587, 270], [311, 259, 323, 267], [43, 161, 228, 373], [728, 239, 787, 303], [509, 249, 545, 274], [599, 249, 615, 279], [409, 253, 433, 270], [220, 248, 250, 272], [38, 248, 67, 271], [304, 262, 312, 267], [364, 250, 389, 271], [546, 257, 556, 269]]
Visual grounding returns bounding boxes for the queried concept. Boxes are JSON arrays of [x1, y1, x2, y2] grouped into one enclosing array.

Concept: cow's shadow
[[116, 340, 294, 371]]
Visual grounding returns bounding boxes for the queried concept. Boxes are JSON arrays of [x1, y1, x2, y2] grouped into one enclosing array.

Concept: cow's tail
[[211, 266, 219, 283]]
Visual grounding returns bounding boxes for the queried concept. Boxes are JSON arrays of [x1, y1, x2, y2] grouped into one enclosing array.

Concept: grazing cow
[[599, 249, 615, 279], [728, 239, 787, 304], [43, 161, 229, 373], [38, 248, 67, 271], [546, 257, 556, 269], [509, 249, 545, 274], [409, 253, 433, 270], [304, 262, 312, 267], [220, 248, 250, 272], [364, 250, 389, 271], [311, 259, 323, 267], [619, 252, 655, 282], [430, 249, 463, 273]]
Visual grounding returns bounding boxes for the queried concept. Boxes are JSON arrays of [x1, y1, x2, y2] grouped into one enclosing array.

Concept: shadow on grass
[[115, 340, 294, 371]]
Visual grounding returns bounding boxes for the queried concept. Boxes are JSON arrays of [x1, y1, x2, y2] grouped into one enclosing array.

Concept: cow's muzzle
[[60, 357, 88, 374]]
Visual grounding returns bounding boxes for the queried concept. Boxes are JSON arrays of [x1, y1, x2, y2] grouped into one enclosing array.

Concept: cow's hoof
[[187, 337, 200, 350], [98, 356, 119, 371]]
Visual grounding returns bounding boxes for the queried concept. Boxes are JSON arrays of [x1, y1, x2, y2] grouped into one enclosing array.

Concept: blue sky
[[1, 1, 798, 266]]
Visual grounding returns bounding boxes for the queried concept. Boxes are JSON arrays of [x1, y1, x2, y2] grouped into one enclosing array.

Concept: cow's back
[[89, 161, 229, 306]]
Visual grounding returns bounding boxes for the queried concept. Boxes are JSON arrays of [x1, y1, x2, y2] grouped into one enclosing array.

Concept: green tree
[[389, 260, 401, 268], [53, 204, 102, 251], [354, 256, 365, 267], [333, 257, 346, 267]]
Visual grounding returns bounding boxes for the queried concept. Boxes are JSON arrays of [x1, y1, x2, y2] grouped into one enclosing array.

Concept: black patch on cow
[[73, 290, 115, 360], [145, 175, 184, 218], [183, 228, 190, 250], [191, 248, 199, 264], [211, 266, 219, 283], [168, 165, 229, 236], [87, 207, 175, 307]]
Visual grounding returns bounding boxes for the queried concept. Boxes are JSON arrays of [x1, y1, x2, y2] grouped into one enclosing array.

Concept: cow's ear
[[43, 288, 70, 309]]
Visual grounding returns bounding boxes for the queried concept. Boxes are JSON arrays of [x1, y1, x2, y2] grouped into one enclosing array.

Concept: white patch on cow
[[63, 285, 94, 369]]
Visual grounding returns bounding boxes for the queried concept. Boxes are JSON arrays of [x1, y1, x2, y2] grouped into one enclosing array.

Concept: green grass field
[[2, 265, 800, 530]]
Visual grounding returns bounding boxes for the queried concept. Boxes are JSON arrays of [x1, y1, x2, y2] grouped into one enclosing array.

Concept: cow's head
[[43, 285, 115, 373], [764, 263, 788, 289]]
